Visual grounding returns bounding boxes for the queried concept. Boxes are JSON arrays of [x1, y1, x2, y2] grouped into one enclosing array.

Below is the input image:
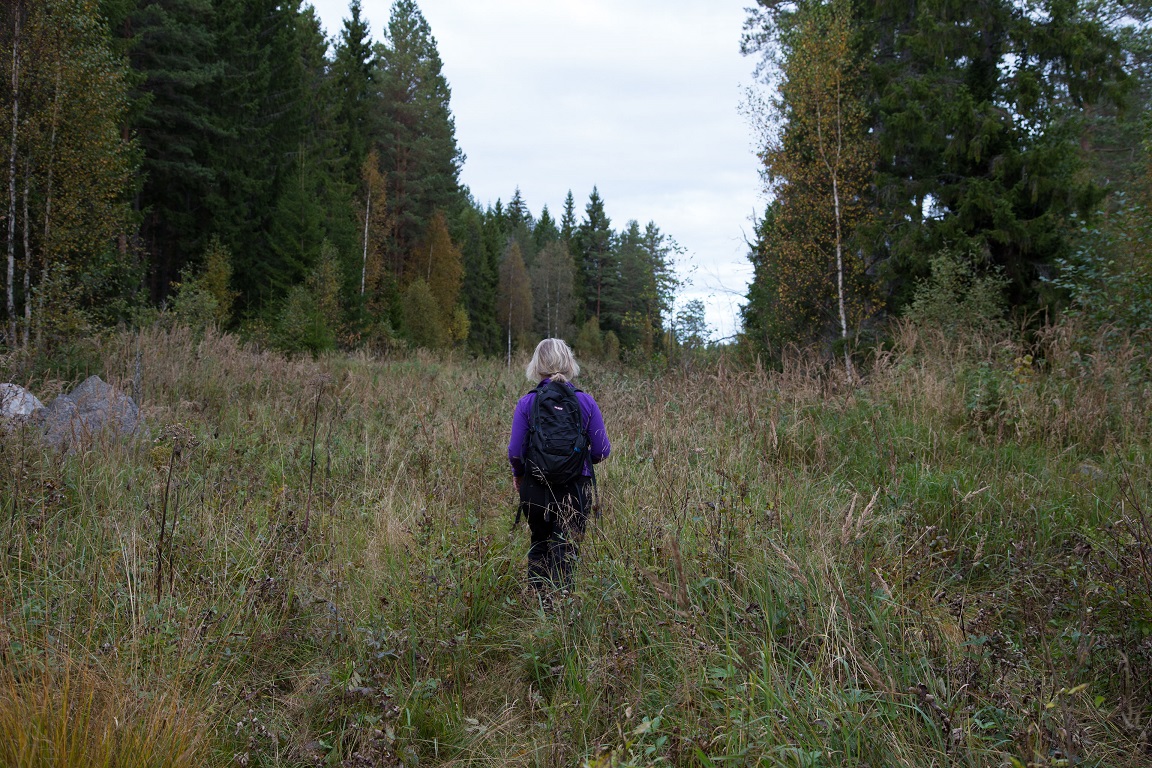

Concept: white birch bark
[[816, 79, 855, 382], [361, 187, 370, 296]]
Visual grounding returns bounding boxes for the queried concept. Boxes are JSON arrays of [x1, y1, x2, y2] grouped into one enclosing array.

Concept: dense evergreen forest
[[0, 0, 684, 361], [741, 0, 1151, 365], [0, 0, 1149, 363]]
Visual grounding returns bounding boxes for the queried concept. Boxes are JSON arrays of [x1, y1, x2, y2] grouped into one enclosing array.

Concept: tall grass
[[0, 321, 1148, 766], [0, 661, 204, 768]]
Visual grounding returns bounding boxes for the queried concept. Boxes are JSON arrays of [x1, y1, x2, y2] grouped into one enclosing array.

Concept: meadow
[[1, 322, 1149, 767]]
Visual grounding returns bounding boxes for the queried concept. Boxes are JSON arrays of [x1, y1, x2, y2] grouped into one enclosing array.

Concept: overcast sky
[[310, 0, 765, 339]]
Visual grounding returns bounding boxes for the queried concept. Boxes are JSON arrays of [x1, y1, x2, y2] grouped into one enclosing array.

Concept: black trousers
[[518, 476, 591, 591]]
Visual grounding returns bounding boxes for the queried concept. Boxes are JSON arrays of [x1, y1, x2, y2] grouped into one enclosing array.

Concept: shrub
[[574, 316, 604, 359], [273, 242, 344, 354], [402, 279, 448, 349], [904, 248, 1010, 338], [1050, 195, 1152, 348]]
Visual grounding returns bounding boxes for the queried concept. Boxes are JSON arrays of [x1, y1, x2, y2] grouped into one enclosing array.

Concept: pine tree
[[375, 0, 464, 268], [331, 0, 375, 186], [560, 190, 576, 246], [534, 204, 559, 251], [575, 186, 614, 326]]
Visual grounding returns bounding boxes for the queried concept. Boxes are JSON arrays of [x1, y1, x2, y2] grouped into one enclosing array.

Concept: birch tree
[[497, 241, 532, 366], [1, 0, 135, 347], [746, 0, 877, 370], [359, 148, 390, 304], [530, 240, 576, 340]]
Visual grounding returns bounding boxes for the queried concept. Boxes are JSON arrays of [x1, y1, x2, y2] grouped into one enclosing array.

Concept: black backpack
[[523, 380, 589, 487]]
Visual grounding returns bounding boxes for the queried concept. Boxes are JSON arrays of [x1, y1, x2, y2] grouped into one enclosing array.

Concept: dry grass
[[0, 660, 206, 768], [0, 320, 1148, 766]]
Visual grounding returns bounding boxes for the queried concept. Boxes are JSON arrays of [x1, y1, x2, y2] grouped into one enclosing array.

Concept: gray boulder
[[1, 383, 44, 422], [36, 375, 140, 449]]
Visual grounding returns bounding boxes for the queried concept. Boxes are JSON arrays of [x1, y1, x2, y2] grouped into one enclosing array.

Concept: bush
[[401, 279, 448, 349], [1050, 195, 1152, 346], [603, 329, 620, 362], [904, 248, 1009, 338], [164, 237, 238, 335], [167, 278, 219, 332], [273, 242, 343, 354], [574, 316, 604, 359]]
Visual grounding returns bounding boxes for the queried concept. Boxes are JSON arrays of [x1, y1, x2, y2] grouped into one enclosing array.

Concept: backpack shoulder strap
[[567, 386, 600, 516]]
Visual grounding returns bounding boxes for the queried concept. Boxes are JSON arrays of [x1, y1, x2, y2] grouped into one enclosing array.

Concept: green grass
[[1, 322, 1149, 766]]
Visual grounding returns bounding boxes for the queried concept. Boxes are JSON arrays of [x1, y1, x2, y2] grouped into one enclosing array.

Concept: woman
[[508, 338, 610, 592]]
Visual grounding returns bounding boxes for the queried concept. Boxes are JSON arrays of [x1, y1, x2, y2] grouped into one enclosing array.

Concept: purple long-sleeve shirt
[[508, 379, 610, 477]]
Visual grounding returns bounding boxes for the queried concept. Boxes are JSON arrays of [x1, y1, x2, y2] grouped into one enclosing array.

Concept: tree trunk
[[361, 186, 370, 296], [6, 6, 21, 345], [831, 172, 853, 381], [595, 259, 601, 319], [817, 84, 855, 383]]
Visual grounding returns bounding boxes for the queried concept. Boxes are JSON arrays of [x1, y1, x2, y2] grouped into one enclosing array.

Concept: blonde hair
[[526, 338, 580, 384]]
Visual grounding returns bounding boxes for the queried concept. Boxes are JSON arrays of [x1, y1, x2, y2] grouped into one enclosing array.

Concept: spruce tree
[[859, 0, 1130, 308], [114, 0, 223, 301], [507, 186, 532, 230], [458, 204, 498, 353], [534, 204, 559, 251], [375, 0, 464, 271], [208, 0, 303, 308], [331, 0, 375, 186], [744, 0, 1132, 315], [575, 186, 615, 327], [560, 190, 577, 246]]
